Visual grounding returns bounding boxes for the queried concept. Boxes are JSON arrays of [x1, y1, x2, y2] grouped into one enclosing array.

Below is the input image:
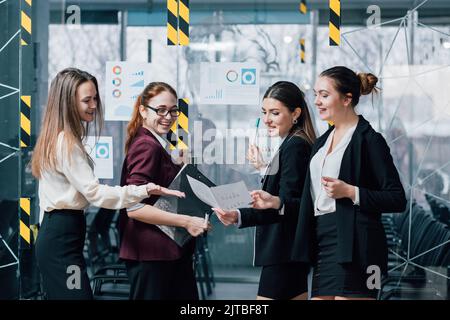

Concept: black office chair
[[379, 203, 450, 300], [85, 208, 120, 274], [194, 233, 215, 300], [91, 274, 130, 300]]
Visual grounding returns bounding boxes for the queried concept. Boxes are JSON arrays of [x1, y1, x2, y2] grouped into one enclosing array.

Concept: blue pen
[[253, 118, 260, 145]]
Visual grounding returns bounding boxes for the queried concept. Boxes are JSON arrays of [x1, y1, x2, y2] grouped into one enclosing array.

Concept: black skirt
[[258, 262, 309, 300], [125, 254, 198, 300], [312, 212, 378, 299], [35, 209, 93, 300]]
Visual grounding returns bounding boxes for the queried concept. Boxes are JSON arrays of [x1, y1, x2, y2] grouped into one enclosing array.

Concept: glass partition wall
[[43, 1, 450, 299]]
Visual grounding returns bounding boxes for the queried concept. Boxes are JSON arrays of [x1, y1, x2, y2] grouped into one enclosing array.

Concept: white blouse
[[310, 125, 359, 216], [38, 132, 149, 223]]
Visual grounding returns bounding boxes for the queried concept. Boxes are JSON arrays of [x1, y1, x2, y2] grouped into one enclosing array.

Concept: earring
[[293, 118, 298, 124]]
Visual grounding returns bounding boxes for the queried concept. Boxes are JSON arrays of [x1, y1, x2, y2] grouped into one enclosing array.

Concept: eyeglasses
[[145, 105, 180, 117]]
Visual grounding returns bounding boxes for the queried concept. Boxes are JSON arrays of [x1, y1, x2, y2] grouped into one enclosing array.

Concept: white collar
[[322, 124, 357, 155], [147, 128, 168, 149]]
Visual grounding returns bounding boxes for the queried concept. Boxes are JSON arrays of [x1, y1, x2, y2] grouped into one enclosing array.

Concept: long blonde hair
[[31, 68, 103, 178]]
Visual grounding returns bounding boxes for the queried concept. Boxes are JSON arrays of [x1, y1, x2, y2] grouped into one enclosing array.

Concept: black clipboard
[[154, 164, 216, 247]]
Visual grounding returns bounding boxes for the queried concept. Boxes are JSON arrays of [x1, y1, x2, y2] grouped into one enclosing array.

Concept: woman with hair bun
[[288, 66, 407, 300]]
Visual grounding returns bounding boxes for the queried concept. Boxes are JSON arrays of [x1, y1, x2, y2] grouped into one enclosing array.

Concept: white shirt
[[38, 132, 149, 223], [148, 128, 168, 149], [236, 135, 287, 226], [310, 125, 360, 216]]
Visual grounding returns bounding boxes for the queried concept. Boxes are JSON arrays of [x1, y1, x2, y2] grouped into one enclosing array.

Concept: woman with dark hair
[[32, 69, 183, 300], [289, 66, 407, 300], [213, 81, 316, 300], [119, 82, 209, 300]]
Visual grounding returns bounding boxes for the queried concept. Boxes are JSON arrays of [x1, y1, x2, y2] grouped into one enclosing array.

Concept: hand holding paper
[[186, 176, 253, 211], [152, 164, 216, 247], [212, 207, 238, 226]]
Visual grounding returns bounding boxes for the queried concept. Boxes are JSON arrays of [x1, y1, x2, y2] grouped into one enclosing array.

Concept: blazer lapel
[[311, 126, 333, 156], [338, 115, 370, 185], [261, 135, 293, 188]]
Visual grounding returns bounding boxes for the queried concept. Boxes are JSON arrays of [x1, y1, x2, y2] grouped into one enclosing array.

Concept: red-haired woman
[[119, 82, 208, 300]]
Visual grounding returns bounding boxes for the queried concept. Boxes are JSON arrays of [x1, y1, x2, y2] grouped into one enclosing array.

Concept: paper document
[[187, 176, 252, 211], [152, 164, 216, 247]]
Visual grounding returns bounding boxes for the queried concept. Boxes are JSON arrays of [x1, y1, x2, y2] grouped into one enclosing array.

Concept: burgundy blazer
[[118, 127, 195, 261]]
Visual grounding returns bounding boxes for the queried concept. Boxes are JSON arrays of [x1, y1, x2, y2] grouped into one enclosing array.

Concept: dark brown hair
[[263, 81, 316, 145], [320, 66, 378, 107]]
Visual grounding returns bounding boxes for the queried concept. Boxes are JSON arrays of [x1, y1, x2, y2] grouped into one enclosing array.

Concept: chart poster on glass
[[199, 62, 260, 105], [84, 136, 114, 179], [105, 61, 152, 121]]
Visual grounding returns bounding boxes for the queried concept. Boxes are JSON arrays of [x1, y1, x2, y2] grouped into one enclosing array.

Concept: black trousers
[[35, 210, 93, 300], [125, 255, 199, 300]]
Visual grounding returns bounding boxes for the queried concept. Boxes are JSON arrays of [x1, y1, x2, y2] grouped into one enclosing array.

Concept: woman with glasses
[[119, 82, 209, 300]]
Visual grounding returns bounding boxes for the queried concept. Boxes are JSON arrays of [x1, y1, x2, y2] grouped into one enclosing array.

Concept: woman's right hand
[[146, 182, 185, 198], [184, 216, 210, 237], [246, 144, 265, 170]]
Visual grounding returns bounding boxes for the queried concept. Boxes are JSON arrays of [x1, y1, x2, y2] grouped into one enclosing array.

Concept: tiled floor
[[204, 282, 259, 300]]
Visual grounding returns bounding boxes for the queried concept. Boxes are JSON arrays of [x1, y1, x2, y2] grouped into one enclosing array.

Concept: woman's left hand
[[250, 190, 281, 210], [146, 182, 186, 198], [322, 177, 355, 201], [212, 208, 238, 226]]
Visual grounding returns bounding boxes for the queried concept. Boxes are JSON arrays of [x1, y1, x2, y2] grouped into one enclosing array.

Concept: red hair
[[125, 82, 177, 154]]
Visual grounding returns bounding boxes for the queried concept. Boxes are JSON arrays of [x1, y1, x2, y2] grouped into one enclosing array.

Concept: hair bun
[[357, 72, 378, 95]]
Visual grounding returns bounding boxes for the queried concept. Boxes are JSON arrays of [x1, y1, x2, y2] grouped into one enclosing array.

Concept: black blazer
[[292, 115, 406, 274], [239, 134, 311, 266]]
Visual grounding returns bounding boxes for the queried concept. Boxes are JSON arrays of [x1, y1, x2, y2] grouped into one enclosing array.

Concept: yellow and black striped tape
[[177, 98, 189, 149], [168, 121, 178, 150], [20, 0, 32, 46], [20, 198, 31, 247], [178, 0, 190, 46], [167, 0, 178, 46], [167, 0, 190, 46], [167, 98, 189, 150], [300, 38, 305, 63], [300, 0, 307, 14], [329, 0, 341, 46], [20, 95, 31, 148]]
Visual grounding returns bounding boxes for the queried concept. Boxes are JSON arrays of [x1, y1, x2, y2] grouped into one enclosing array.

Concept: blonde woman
[[31, 68, 184, 300]]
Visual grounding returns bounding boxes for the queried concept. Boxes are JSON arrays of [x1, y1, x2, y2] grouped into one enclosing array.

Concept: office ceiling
[[48, 0, 450, 24], [49, 0, 450, 10]]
